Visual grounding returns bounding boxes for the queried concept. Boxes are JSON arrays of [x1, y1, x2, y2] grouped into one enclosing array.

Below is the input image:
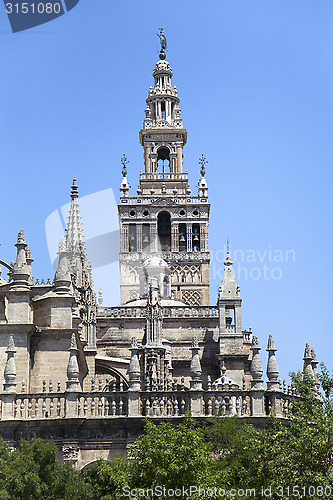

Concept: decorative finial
[[121, 154, 128, 177], [58, 237, 66, 253], [226, 238, 229, 253], [7, 335, 15, 352], [71, 177, 78, 199], [17, 229, 25, 245], [157, 28, 167, 60], [69, 332, 78, 351], [199, 154, 208, 177]]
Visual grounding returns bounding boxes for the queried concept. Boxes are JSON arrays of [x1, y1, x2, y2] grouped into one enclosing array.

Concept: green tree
[[129, 416, 222, 499], [0, 437, 93, 500], [83, 457, 131, 500]]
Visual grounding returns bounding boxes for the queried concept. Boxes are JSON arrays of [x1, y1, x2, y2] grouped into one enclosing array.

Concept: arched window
[[156, 147, 170, 173], [163, 277, 168, 297], [157, 211, 171, 251], [192, 224, 200, 252]]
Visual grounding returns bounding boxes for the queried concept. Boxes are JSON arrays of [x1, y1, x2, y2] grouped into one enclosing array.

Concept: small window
[[129, 210, 136, 217], [179, 209, 185, 216]]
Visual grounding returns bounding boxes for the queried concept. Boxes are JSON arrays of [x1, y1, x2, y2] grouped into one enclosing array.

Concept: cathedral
[[0, 33, 319, 469]]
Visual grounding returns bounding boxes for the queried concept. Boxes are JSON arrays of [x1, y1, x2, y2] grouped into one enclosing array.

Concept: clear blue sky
[[0, 0, 332, 383]]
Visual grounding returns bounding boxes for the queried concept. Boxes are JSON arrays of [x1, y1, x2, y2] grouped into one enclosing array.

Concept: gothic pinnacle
[[71, 177, 78, 199]]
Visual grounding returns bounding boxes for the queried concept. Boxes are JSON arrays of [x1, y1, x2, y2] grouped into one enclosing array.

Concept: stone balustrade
[[141, 391, 189, 417], [0, 386, 298, 421], [204, 392, 249, 417], [122, 196, 207, 205], [101, 305, 218, 319]]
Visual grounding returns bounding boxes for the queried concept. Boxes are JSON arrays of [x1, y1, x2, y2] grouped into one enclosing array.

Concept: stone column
[[144, 145, 151, 173], [189, 336, 203, 416], [250, 336, 265, 417], [176, 146, 182, 173], [3, 336, 17, 394], [121, 226, 129, 253], [137, 225, 142, 253], [235, 304, 242, 333], [186, 225, 192, 253], [2, 336, 17, 420], [171, 224, 178, 252], [150, 224, 157, 252], [200, 225, 205, 251], [128, 338, 141, 417], [65, 333, 81, 418]]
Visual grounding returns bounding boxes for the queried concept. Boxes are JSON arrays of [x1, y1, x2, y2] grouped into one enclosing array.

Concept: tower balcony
[[140, 172, 188, 181], [120, 195, 208, 205]]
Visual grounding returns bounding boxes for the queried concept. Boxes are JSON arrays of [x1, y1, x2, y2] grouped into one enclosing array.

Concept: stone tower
[[119, 43, 210, 306]]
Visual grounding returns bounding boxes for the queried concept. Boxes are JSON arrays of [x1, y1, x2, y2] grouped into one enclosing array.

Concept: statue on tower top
[[157, 28, 167, 60]]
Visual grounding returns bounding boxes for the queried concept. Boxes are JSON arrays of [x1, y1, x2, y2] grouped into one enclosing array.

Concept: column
[[187, 225, 192, 253], [121, 226, 129, 253], [171, 224, 178, 252], [150, 224, 157, 252], [200, 225, 205, 251], [176, 146, 182, 173], [144, 145, 151, 173], [235, 304, 242, 333], [137, 225, 142, 253]]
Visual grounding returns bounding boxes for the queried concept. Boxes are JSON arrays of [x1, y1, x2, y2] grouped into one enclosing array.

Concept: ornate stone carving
[[62, 444, 79, 461]]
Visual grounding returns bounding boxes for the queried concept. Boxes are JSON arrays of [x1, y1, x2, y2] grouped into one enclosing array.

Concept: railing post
[[189, 336, 204, 417], [1, 394, 15, 420], [128, 338, 141, 417], [65, 333, 81, 418]]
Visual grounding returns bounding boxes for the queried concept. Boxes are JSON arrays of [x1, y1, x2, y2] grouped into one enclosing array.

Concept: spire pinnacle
[[66, 178, 85, 258], [11, 229, 30, 287], [71, 177, 78, 199], [218, 249, 239, 299], [199, 154, 208, 177]]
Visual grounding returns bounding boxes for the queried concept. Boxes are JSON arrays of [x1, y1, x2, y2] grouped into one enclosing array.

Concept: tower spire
[[66, 177, 85, 262], [65, 177, 97, 350], [219, 249, 240, 299]]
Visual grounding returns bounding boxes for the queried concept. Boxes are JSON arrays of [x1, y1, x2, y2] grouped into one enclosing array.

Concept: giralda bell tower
[[118, 30, 210, 306]]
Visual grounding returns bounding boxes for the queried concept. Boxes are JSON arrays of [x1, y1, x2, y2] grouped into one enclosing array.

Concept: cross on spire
[[199, 154, 208, 177], [121, 154, 128, 177]]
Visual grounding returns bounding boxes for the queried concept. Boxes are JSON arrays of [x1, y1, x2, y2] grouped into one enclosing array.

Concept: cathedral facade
[[0, 40, 319, 469]]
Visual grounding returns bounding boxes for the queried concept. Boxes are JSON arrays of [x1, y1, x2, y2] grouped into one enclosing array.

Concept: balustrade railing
[[0, 385, 297, 420], [101, 305, 218, 319], [141, 391, 189, 417], [13, 394, 66, 419], [203, 392, 249, 417], [121, 196, 207, 205], [78, 393, 127, 418]]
